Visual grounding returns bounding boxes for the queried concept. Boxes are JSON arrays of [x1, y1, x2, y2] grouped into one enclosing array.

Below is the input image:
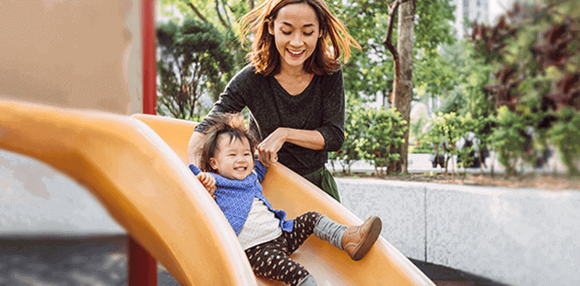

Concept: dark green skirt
[[302, 166, 340, 202]]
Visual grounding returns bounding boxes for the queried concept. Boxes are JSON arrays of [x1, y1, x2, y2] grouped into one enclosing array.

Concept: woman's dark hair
[[239, 0, 360, 76], [200, 112, 256, 172]]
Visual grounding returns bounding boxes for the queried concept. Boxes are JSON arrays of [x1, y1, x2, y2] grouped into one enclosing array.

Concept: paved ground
[[0, 235, 180, 286], [0, 235, 508, 286]]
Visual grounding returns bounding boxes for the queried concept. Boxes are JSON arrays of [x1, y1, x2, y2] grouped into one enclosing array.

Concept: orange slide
[[0, 99, 434, 286]]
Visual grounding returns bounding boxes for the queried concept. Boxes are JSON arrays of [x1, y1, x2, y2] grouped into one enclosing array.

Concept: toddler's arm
[[196, 172, 216, 199]]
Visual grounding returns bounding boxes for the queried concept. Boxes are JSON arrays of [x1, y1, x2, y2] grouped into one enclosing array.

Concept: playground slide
[[0, 100, 255, 286], [134, 114, 435, 286], [0, 99, 434, 285]]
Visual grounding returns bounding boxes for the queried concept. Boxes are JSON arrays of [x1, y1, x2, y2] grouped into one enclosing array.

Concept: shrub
[[469, 1, 580, 178], [550, 107, 580, 177], [329, 99, 363, 174], [356, 108, 407, 175], [329, 104, 407, 175]]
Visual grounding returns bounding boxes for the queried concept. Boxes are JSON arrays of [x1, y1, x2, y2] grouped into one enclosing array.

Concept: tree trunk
[[391, 0, 414, 173]]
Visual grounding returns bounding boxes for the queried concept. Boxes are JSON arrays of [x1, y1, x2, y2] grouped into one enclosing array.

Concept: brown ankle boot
[[341, 216, 382, 261]]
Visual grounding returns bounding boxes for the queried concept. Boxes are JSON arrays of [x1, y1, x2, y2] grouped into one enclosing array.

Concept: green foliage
[[410, 137, 435, 154], [159, 0, 249, 90], [550, 107, 580, 177], [423, 112, 486, 174], [332, 0, 456, 104], [355, 107, 408, 175], [468, 0, 580, 177], [490, 106, 533, 177], [329, 97, 363, 174], [156, 19, 233, 119], [425, 112, 461, 173], [329, 99, 408, 175]]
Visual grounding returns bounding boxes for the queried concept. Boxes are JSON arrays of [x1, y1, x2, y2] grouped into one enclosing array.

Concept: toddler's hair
[[200, 112, 256, 172]]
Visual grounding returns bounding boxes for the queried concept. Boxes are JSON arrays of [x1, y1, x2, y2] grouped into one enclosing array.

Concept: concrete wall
[[0, 0, 142, 235], [0, 150, 124, 235], [337, 178, 580, 286]]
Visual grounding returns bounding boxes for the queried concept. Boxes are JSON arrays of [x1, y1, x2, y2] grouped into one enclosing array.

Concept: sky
[[489, 0, 516, 23]]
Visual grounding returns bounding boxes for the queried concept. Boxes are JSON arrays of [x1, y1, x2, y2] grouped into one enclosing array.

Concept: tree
[[470, 0, 580, 177], [381, 0, 455, 173], [330, 0, 395, 102], [156, 19, 233, 119], [160, 0, 251, 93]]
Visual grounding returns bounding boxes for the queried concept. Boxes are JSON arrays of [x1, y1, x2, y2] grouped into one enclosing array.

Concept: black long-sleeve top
[[195, 64, 345, 176]]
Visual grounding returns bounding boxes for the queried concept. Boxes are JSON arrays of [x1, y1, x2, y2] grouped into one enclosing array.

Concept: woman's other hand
[[258, 127, 326, 166], [257, 128, 287, 165]]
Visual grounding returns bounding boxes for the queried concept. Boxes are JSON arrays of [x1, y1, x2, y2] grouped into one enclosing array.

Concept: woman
[[188, 0, 360, 202]]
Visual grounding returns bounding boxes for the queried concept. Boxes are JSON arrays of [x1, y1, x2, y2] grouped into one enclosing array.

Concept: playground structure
[[0, 0, 436, 284], [0, 100, 435, 285]]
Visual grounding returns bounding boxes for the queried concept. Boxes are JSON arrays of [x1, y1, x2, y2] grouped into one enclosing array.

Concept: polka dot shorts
[[244, 211, 321, 286]]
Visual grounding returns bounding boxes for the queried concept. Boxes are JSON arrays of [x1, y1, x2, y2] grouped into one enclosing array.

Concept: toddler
[[189, 113, 382, 286]]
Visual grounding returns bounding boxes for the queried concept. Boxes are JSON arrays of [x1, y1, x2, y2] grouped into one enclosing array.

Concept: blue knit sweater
[[189, 160, 294, 235]]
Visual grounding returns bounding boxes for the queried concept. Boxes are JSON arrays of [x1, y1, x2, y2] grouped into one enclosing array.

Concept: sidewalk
[[0, 235, 181, 286]]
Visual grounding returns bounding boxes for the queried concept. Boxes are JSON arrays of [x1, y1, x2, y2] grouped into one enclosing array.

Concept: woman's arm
[[187, 131, 206, 167], [257, 69, 345, 165], [257, 128, 325, 165]]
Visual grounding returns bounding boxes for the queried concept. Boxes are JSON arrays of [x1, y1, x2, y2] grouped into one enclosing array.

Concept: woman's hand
[[257, 128, 287, 166], [196, 172, 216, 199], [257, 128, 326, 166]]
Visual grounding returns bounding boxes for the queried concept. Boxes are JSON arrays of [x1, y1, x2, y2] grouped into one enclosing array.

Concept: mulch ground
[[334, 171, 580, 191]]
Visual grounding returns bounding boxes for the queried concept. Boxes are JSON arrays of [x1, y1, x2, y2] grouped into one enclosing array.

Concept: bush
[[329, 98, 363, 174], [469, 1, 580, 178], [550, 107, 580, 177], [423, 112, 489, 177], [424, 112, 463, 174], [355, 108, 407, 175], [490, 106, 533, 177], [329, 102, 407, 175]]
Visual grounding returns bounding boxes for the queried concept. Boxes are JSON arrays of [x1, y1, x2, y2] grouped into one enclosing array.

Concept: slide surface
[[0, 99, 434, 285], [133, 114, 435, 286], [0, 100, 256, 286]]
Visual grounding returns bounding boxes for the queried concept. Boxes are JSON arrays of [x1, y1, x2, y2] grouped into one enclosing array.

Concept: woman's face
[[269, 3, 320, 71]]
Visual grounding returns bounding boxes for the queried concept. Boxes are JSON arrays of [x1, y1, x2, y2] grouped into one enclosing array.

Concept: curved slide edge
[[133, 114, 436, 286], [0, 99, 257, 286]]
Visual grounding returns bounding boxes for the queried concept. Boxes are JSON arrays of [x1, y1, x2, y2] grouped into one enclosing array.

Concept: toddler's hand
[[196, 172, 216, 199]]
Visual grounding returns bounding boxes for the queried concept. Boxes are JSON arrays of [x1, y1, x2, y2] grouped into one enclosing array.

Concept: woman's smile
[[287, 49, 305, 57]]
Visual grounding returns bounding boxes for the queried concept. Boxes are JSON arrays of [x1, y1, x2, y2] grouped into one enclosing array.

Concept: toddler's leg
[[245, 235, 314, 286], [314, 215, 382, 261], [284, 211, 321, 254]]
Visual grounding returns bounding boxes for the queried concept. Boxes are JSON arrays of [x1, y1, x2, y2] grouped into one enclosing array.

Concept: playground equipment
[[0, 99, 435, 285]]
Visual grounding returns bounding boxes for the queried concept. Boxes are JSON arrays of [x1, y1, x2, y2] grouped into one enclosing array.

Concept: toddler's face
[[210, 134, 254, 180]]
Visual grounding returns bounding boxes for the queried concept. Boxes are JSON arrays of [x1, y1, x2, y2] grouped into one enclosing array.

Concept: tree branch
[[187, 3, 208, 23], [383, 0, 404, 58], [215, 0, 230, 29]]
